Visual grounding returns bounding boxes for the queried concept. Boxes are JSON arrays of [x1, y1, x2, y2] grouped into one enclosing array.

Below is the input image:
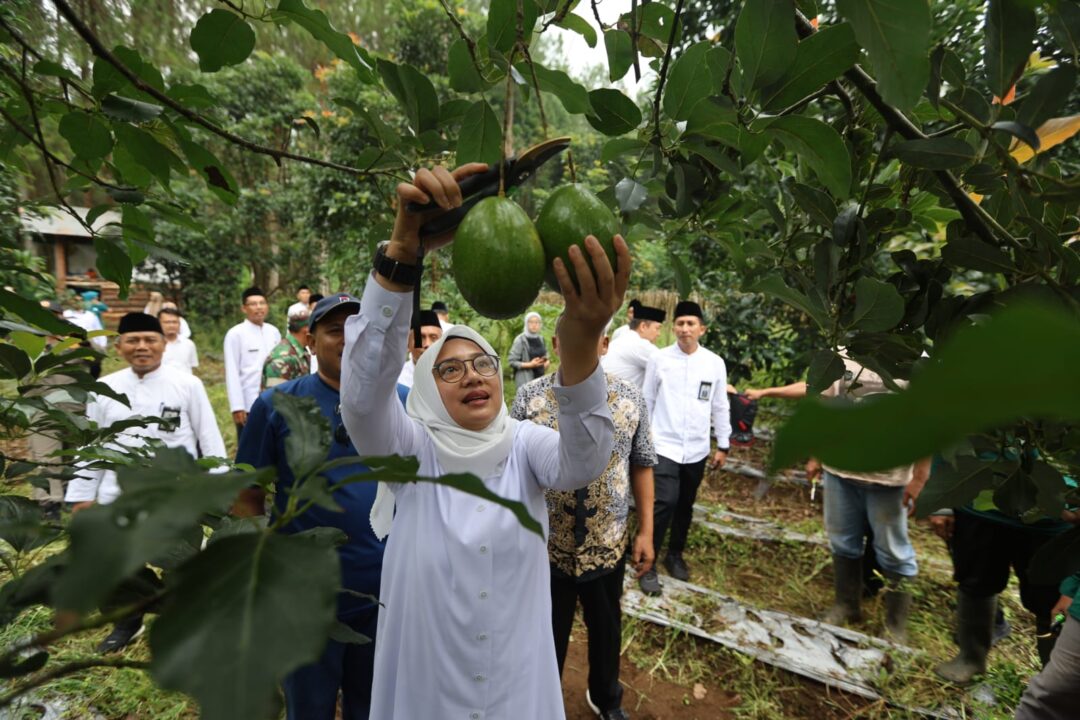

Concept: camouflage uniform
[[261, 334, 311, 389]]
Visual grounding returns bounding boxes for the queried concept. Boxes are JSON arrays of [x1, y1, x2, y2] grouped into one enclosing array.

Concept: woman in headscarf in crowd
[[340, 162, 630, 720], [508, 311, 549, 390]]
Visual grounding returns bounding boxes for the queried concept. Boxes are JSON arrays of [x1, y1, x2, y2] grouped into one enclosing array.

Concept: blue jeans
[[282, 609, 377, 720], [823, 471, 918, 578]]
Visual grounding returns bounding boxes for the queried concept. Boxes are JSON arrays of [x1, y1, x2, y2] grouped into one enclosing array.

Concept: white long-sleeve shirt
[[602, 330, 658, 388], [162, 336, 199, 374], [643, 342, 732, 464], [65, 365, 226, 504], [340, 275, 614, 720], [223, 319, 280, 413]]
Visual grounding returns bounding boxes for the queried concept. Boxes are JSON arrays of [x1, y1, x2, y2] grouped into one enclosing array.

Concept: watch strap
[[373, 243, 420, 286]]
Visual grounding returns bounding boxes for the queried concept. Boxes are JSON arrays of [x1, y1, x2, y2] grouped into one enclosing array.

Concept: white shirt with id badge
[[643, 344, 732, 464], [65, 365, 227, 504]]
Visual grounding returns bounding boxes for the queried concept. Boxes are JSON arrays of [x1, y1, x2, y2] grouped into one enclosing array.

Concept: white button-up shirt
[[223, 319, 280, 413], [643, 343, 732, 464], [341, 276, 614, 720], [162, 336, 199, 374], [65, 365, 226, 504], [602, 330, 658, 388]]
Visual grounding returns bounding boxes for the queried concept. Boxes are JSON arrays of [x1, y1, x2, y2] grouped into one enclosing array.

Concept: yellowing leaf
[[1011, 114, 1080, 162]]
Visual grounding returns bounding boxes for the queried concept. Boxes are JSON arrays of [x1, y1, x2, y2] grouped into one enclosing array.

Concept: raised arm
[[340, 276, 423, 458]]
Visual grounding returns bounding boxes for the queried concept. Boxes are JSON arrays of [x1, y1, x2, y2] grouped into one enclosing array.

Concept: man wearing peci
[[602, 303, 665, 388]]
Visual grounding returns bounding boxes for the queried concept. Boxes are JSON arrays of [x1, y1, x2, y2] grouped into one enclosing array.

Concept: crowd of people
[[25, 163, 1080, 719]]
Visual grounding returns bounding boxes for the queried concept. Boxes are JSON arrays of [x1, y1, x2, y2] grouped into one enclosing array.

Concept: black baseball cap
[[309, 293, 360, 329]]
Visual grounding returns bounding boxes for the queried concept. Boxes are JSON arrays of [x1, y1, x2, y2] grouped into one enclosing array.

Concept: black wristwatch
[[372, 241, 421, 286]]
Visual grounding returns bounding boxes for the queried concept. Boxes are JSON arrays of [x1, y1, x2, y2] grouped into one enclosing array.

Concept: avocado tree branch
[[792, 12, 1011, 250], [50, 0, 394, 179], [651, 0, 686, 145]]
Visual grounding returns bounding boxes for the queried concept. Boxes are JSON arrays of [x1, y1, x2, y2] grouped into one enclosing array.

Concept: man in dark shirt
[[236, 293, 384, 720]]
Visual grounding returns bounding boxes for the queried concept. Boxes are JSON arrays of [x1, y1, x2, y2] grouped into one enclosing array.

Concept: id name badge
[[697, 381, 713, 401], [160, 405, 181, 432]]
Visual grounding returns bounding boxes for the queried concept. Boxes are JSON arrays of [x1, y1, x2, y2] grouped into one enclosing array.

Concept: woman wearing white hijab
[[341, 162, 631, 720], [508, 310, 549, 390]]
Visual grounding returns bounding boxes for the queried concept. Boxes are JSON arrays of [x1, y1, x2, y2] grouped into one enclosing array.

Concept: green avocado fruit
[[535, 184, 619, 293], [452, 196, 546, 319]]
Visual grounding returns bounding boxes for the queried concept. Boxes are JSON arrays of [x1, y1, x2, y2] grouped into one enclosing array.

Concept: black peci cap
[[635, 305, 666, 323], [118, 312, 163, 335], [673, 300, 703, 320]]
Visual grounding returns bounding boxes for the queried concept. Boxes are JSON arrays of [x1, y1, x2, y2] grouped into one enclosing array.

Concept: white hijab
[[370, 324, 518, 539]]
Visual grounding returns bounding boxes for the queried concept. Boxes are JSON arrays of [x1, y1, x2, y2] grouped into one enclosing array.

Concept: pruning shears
[[410, 136, 572, 239]]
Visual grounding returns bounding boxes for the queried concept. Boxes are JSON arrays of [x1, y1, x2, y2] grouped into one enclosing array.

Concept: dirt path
[[560, 635, 740, 719]]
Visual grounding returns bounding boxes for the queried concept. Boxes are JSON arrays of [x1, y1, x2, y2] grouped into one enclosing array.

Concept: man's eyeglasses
[[432, 354, 500, 383]]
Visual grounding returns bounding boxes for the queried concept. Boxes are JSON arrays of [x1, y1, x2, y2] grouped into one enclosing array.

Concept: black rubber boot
[[882, 571, 913, 643], [822, 555, 863, 626], [935, 592, 995, 685]]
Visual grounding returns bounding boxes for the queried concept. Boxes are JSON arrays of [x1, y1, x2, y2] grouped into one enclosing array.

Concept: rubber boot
[[822, 555, 863, 626], [882, 571, 913, 643], [935, 592, 996, 685]]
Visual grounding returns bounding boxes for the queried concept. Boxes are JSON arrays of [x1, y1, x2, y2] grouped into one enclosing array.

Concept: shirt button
[[477, 633, 488, 641], [470, 714, 480, 719], [476, 504, 485, 512], [479, 545, 488, 554], [558, 394, 570, 404], [479, 591, 488, 599], [474, 674, 485, 682], [381, 306, 393, 318]]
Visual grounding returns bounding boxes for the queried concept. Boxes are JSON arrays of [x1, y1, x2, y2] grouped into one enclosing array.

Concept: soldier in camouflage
[[262, 306, 311, 389]]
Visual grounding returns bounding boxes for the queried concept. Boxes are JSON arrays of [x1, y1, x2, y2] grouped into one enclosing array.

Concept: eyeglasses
[[432, 354, 500, 383]]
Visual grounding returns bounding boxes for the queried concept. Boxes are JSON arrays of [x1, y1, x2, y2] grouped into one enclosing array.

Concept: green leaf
[[991, 121, 1039, 152], [807, 350, 845, 394], [985, 0, 1036, 99], [58, 111, 113, 160], [0, 288, 81, 337], [789, 181, 837, 227], [761, 22, 860, 111], [189, 9, 256, 73], [941, 234, 1015, 273], [487, 0, 538, 53], [706, 47, 732, 93], [456, 101, 503, 166], [601, 137, 646, 164], [92, 46, 164, 100], [1016, 65, 1077, 131], [166, 83, 216, 109], [614, 177, 649, 213], [892, 137, 976, 170], [274, 0, 376, 83], [515, 63, 592, 115], [150, 532, 340, 720], [771, 301, 1080, 473], [913, 456, 995, 518], [669, 251, 691, 298], [0, 343, 31, 380], [604, 30, 634, 82], [101, 94, 163, 122], [54, 449, 258, 613], [33, 60, 80, 84], [377, 59, 440, 134], [735, 0, 797, 89], [663, 42, 713, 121], [270, 393, 330, 481], [332, 97, 397, 147], [328, 620, 371, 645], [113, 125, 182, 188], [585, 88, 641, 136], [93, 237, 134, 298], [850, 277, 904, 332], [448, 39, 486, 93], [557, 13, 597, 48], [763, 116, 852, 199], [750, 273, 830, 329], [178, 139, 239, 204], [1049, 1, 1080, 59], [0, 495, 60, 552], [683, 97, 738, 143], [836, 0, 931, 112]]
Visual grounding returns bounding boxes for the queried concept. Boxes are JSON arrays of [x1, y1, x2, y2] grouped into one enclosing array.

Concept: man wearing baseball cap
[[235, 292, 384, 720]]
